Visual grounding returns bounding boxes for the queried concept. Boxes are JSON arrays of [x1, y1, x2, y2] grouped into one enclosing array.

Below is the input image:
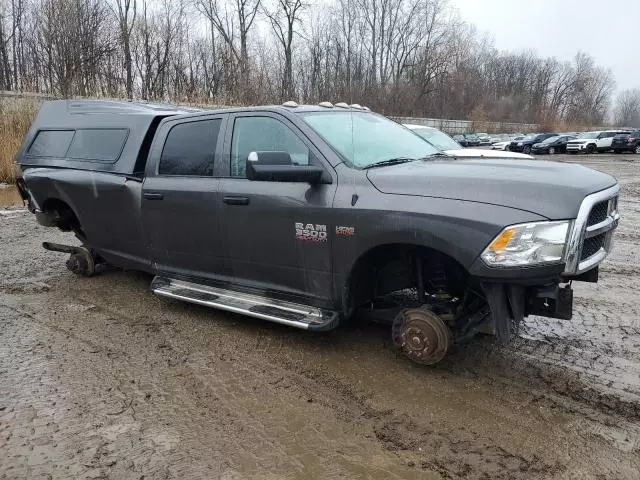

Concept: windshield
[[541, 136, 560, 144], [301, 112, 440, 168], [576, 132, 600, 139], [411, 128, 460, 151]]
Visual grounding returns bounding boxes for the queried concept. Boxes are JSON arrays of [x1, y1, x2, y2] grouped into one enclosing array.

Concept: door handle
[[223, 196, 250, 206], [143, 192, 164, 200]]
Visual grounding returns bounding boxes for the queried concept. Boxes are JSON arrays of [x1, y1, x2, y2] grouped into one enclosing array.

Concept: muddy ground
[[1, 155, 639, 479]]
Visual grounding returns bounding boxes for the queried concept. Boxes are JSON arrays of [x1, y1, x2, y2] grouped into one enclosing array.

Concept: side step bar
[[151, 277, 340, 331]]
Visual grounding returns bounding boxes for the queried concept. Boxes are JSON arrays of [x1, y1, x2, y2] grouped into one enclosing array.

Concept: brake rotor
[[65, 247, 95, 277], [392, 308, 451, 365]]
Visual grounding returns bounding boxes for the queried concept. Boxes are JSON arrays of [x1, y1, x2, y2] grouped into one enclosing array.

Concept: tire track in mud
[[0, 281, 585, 480], [3, 156, 640, 479]]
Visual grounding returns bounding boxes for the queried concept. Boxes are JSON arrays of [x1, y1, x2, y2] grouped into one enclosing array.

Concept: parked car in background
[[509, 133, 557, 154], [452, 134, 469, 147], [611, 131, 640, 154], [531, 135, 576, 155], [463, 134, 481, 147], [493, 136, 524, 151], [405, 125, 534, 159], [475, 133, 491, 145], [566, 130, 628, 154]]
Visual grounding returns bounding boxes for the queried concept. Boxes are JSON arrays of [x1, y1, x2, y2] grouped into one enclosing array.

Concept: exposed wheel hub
[[65, 247, 96, 277], [392, 308, 451, 365]]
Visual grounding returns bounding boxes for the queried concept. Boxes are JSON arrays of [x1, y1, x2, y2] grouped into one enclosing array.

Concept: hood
[[444, 148, 533, 160], [568, 139, 591, 143], [366, 158, 617, 219]]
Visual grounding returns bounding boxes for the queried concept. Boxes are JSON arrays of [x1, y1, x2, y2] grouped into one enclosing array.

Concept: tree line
[[0, 0, 634, 126]]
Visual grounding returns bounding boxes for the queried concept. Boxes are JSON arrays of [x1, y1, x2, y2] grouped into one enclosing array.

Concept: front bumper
[[531, 147, 548, 154], [482, 281, 574, 343], [473, 185, 619, 339], [566, 143, 588, 152], [508, 144, 525, 152]]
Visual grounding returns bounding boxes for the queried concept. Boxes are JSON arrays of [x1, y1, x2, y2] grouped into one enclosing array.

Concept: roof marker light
[[318, 101, 334, 108], [335, 102, 349, 108], [282, 101, 298, 107]]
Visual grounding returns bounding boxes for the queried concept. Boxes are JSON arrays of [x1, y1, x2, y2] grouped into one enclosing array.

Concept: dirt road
[[1, 155, 639, 479]]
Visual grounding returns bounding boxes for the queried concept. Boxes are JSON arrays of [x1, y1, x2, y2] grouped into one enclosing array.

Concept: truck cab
[[16, 100, 620, 366]]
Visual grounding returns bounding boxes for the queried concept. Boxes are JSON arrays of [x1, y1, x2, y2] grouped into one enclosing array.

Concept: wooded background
[[0, 0, 638, 127]]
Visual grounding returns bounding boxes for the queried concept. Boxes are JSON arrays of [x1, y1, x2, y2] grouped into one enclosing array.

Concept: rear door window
[[67, 129, 129, 162], [159, 119, 222, 176], [28, 130, 75, 157]]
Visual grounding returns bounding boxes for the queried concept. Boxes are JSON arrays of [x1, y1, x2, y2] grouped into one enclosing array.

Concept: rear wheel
[[65, 247, 96, 277], [392, 308, 451, 365], [548, 147, 555, 155], [635, 145, 640, 154], [523, 145, 532, 154]]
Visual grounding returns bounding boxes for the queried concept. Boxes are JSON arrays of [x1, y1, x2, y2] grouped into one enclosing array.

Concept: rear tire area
[[41, 199, 86, 241]]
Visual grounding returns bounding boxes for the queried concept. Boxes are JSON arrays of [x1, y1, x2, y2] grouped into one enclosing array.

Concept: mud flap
[[481, 283, 525, 345]]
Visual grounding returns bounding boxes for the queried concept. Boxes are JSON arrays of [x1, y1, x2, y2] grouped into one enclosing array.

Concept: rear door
[[142, 114, 228, 280], [596, 132, 617, 149], [217, 113, 337, 305]]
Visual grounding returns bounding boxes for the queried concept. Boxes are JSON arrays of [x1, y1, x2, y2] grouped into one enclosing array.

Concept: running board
[[151, 277, 340, 331]]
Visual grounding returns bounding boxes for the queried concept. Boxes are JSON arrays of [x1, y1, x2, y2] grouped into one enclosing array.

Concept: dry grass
[[0, 101, 37, 184]]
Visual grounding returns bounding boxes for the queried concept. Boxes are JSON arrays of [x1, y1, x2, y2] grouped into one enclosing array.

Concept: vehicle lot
[[1, 154, 639, 479]]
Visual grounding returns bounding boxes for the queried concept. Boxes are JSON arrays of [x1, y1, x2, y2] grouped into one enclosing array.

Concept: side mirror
[[246, 151, 325, 184]]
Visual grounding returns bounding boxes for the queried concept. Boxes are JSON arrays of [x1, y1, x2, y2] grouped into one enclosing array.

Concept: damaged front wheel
[[392, 308, 451, 365]]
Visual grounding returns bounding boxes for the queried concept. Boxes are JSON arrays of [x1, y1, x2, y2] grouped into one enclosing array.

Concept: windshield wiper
[[421, 152, 451, 159], [362, 157, 417, 169]]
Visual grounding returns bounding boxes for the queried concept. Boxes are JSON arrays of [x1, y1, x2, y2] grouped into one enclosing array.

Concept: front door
[[142, 115, 227, 280], [218, 113, 336, 305]]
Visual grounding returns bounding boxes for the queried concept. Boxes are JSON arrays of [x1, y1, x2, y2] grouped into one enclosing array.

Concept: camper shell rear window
[[27, 128, 129, 163]]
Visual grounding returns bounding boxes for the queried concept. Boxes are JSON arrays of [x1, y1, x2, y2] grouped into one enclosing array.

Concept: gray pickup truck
[[16, 100, 620, 365]]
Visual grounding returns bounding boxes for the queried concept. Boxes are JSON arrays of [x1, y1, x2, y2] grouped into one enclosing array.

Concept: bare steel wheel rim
[[635, 145, 640, 154], [392, 309, 451, 365], [549, 147, 555, 154]]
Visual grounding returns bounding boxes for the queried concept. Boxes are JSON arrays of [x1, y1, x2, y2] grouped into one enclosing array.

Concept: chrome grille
[[564, 185, 620, 275], [587, 200, 608, 226], [580, 233, 606, 260]]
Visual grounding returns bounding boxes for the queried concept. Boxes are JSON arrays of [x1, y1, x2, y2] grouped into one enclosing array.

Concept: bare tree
[[264, 0, 304, 100], [614, 88, 640, 127], [111, 0, 136, 98], [0, 0, 625, 127]]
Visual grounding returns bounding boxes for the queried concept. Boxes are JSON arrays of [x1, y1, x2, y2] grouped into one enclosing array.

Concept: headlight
[[481, 221, 571, 267], [517, 142, 523, 146]]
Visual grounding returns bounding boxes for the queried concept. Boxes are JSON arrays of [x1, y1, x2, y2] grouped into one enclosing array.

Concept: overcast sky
[[450, 0, 638, 95]]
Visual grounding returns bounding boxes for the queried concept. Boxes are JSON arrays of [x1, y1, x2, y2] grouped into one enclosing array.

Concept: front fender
[[330, 193, 547, 306]]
